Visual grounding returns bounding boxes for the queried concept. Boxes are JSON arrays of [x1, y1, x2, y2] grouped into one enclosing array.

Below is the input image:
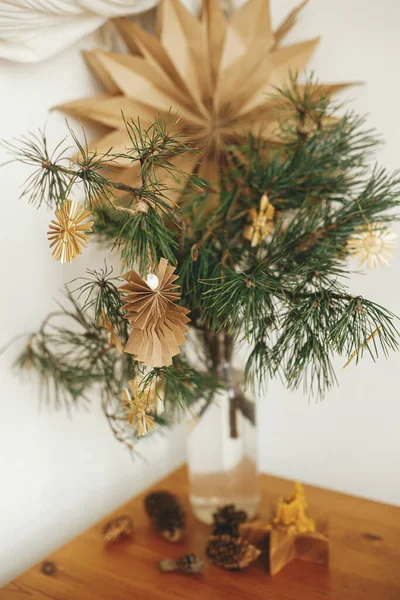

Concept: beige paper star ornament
[[120, 257, 190, 367], [57, 0, 350, 206]]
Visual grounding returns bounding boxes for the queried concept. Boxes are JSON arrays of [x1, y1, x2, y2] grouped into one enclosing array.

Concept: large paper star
[[58, 0, 349, 204]]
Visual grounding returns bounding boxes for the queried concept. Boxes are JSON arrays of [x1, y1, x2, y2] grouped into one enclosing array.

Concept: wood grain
[[2, 466, 400, 600]]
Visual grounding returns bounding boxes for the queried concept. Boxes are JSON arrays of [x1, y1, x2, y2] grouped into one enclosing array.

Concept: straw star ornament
[[120, 257, 190, 367], [122, 379, 156, 437], [244, 193, 275, 246], [47, 199, 94, 263], [98, 311, 124, 353], [58, 0, 349, 205], [347, 225, 398, 269]]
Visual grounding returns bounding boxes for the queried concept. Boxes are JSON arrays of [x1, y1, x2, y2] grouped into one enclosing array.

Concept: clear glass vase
[[186, 329, 260, 524]]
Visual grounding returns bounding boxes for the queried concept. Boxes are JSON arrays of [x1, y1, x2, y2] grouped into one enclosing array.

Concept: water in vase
[[187, 388, 260, 524]]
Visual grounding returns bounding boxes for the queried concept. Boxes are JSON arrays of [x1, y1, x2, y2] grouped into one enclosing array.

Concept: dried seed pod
[[158, 553, 204, 575], [212, 505, 248, 538], [145, 491, 185, 542], [206, 535, 261, 570], [103, 515, 133, 543]]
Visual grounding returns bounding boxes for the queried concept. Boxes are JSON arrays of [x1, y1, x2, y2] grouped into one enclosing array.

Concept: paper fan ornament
[[120, 257, 190, 367], [58, 0, 350, 206]]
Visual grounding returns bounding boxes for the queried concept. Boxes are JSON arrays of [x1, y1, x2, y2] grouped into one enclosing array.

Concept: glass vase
[[186, 329, 260, 524]]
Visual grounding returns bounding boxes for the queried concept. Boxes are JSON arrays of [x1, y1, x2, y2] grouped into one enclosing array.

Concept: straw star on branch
[[98, 311, 124, 353], [122, 379, 156, 437], [243, 193, 275, 246], [47, 199, 94, 263], [347, 224, 398, 269]]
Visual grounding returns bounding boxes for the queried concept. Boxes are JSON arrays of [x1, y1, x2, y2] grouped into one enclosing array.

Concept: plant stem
[[229, 393, 239, 439], [201, 328, 255, 438], [55, 165, 141, 196], [48, 164, 148, 216]]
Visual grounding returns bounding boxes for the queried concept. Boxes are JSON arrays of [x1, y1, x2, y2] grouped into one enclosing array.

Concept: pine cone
[[103, 516, 133, 543], [212, 505, 248, 537], [176, 553, 204, 574], [206, 535, 261, 570], [159, 553, 204, 575], [145, 491, 185, 542]]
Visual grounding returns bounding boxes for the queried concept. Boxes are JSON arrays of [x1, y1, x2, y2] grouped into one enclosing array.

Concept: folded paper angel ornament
[[120, 257, 190, 367]]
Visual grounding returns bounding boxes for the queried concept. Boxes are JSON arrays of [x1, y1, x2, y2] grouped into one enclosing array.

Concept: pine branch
[[2, 115, 192, 220], [5, 74, 400, 439], [69, 263, 124, 322], [1, 130, 70, 209]]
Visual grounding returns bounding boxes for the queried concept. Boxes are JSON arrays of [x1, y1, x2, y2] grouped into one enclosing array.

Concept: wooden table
[[2, 466, 400, 599]]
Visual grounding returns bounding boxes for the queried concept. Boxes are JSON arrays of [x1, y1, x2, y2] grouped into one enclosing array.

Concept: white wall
[[1, 0, 399, 586]]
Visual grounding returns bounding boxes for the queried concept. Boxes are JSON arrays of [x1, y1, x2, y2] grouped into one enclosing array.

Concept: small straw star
[[47, 199, 93, 263]]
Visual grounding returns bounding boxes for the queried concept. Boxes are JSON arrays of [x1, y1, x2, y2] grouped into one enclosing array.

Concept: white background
[[1, 0, 400, 587]]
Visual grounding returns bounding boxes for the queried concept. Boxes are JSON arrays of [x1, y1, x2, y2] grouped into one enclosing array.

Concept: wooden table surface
[[2, 465, 400, 600]]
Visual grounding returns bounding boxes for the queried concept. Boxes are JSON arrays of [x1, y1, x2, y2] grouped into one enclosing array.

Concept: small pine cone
[[206, 535, 261, 571], [103, 516, 133, 543], [159, 553, 204, 575], [145, 491, 185, 542], [212, 504, 248, 537], [176, 553, 204, 574]]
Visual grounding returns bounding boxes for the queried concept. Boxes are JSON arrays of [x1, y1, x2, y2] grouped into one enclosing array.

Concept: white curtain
[[0, 0, 189, 62]]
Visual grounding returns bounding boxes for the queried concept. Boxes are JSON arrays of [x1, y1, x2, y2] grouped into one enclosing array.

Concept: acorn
[[158, 553, 204, 575], [206, 534, 261, 570], [103, 516, 133, 543], [144, 491, 185, 542]]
